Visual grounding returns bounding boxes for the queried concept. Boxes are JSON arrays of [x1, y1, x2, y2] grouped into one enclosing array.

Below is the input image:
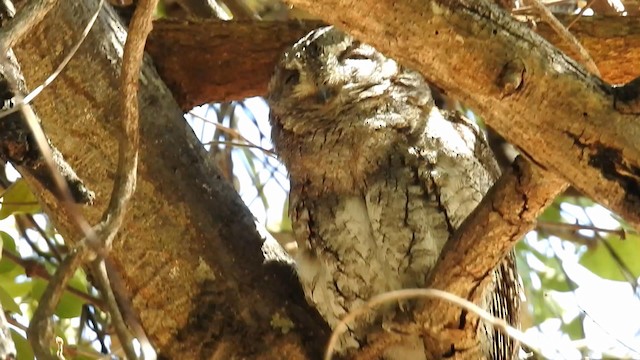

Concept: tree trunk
[[13, 1, 327, 358]]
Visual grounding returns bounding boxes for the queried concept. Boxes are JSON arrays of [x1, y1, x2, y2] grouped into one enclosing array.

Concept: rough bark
[[146, 19, 322, 109], [12, 0, 640, 358], [13, 1, 327, 358], [283, 0, 640, 231], [146, 15, 640, 110], [419, 157, 567, 357]]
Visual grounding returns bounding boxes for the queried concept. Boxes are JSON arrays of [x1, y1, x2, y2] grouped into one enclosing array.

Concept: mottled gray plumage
[[268, 27, 518, 359]]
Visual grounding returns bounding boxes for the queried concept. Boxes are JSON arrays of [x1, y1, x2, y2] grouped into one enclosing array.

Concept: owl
[[268, 27, 518, 359]]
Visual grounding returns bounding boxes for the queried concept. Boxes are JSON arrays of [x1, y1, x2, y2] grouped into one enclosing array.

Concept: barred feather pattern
[[268, 26, 520, 359]]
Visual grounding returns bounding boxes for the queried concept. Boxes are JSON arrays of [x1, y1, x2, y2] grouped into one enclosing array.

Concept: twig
[[16, 219, 57, 261], [566, 0, 598, 30], [90, 260, 138, 360], [2, 251, 105, 308], [27, 246, 90, 360], [537, 220, 629, 238], [203, 140, 278, 157], [0, 0, 58, 53], [324, 288, 576, 360], [528, 0, 600, 76], [5, 312, 27, 331], [18, 213, 64, 261]]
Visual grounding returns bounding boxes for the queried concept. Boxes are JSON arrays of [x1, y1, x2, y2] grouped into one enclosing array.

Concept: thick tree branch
[[14, 1, 328, 358], [419, 157, 567, 357], [146, 15, 640, 110], [283, 0, 640, 231], [145, 19, 322, 109]]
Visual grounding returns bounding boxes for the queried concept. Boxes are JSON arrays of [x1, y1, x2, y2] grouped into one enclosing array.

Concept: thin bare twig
[[2, 251, 105, 308], [90, 260, 138, 360], [529, 0, 600, 76], [203, 140, 277, 157], [27, 246, 90, 360], [324, 288, 576, 360], [566, 0, 598, 30], [537, 220, 630, 238]]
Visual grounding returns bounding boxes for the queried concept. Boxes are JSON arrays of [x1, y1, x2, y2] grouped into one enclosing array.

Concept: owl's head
[[267, 27, 433, 193], [267, 26, 400, 114]]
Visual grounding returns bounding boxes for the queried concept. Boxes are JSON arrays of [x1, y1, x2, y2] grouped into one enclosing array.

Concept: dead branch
[[528, 0, 600, 75]]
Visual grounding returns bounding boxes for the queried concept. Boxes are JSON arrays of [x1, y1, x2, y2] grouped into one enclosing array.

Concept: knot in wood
[[496, 59, 525, 97]]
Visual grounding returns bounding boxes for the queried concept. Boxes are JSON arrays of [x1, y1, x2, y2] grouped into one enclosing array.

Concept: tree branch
[[420, 157, 567, 357], [145, 19, 322, 109], [146, 15, 640, 110], [282, 0, 640, 231], [14, 1, 328, 358]]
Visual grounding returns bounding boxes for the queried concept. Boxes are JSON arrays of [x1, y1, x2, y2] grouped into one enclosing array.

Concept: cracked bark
[[419, 157, 567, 358]]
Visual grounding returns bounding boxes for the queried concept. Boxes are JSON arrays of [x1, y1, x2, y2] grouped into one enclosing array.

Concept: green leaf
[[579, 233, 640, 281], [279, 196, 292, 232], [561, 315, 585, 340], [0, 180, 41, 219], [11, 329, 34, 360], [31, 267, 88, 319], [0, 276, 31, 299], [0, 285, 21, 314], [0, 231, 16, 273], [538, 205, 562, 223]]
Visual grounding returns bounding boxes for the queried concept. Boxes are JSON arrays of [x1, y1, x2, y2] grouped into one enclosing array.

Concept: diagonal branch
[[419, 157, 568, 357], [146, 15, 640, 110], [27, 0, 156, 357], [282, 0, 640, 229]]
